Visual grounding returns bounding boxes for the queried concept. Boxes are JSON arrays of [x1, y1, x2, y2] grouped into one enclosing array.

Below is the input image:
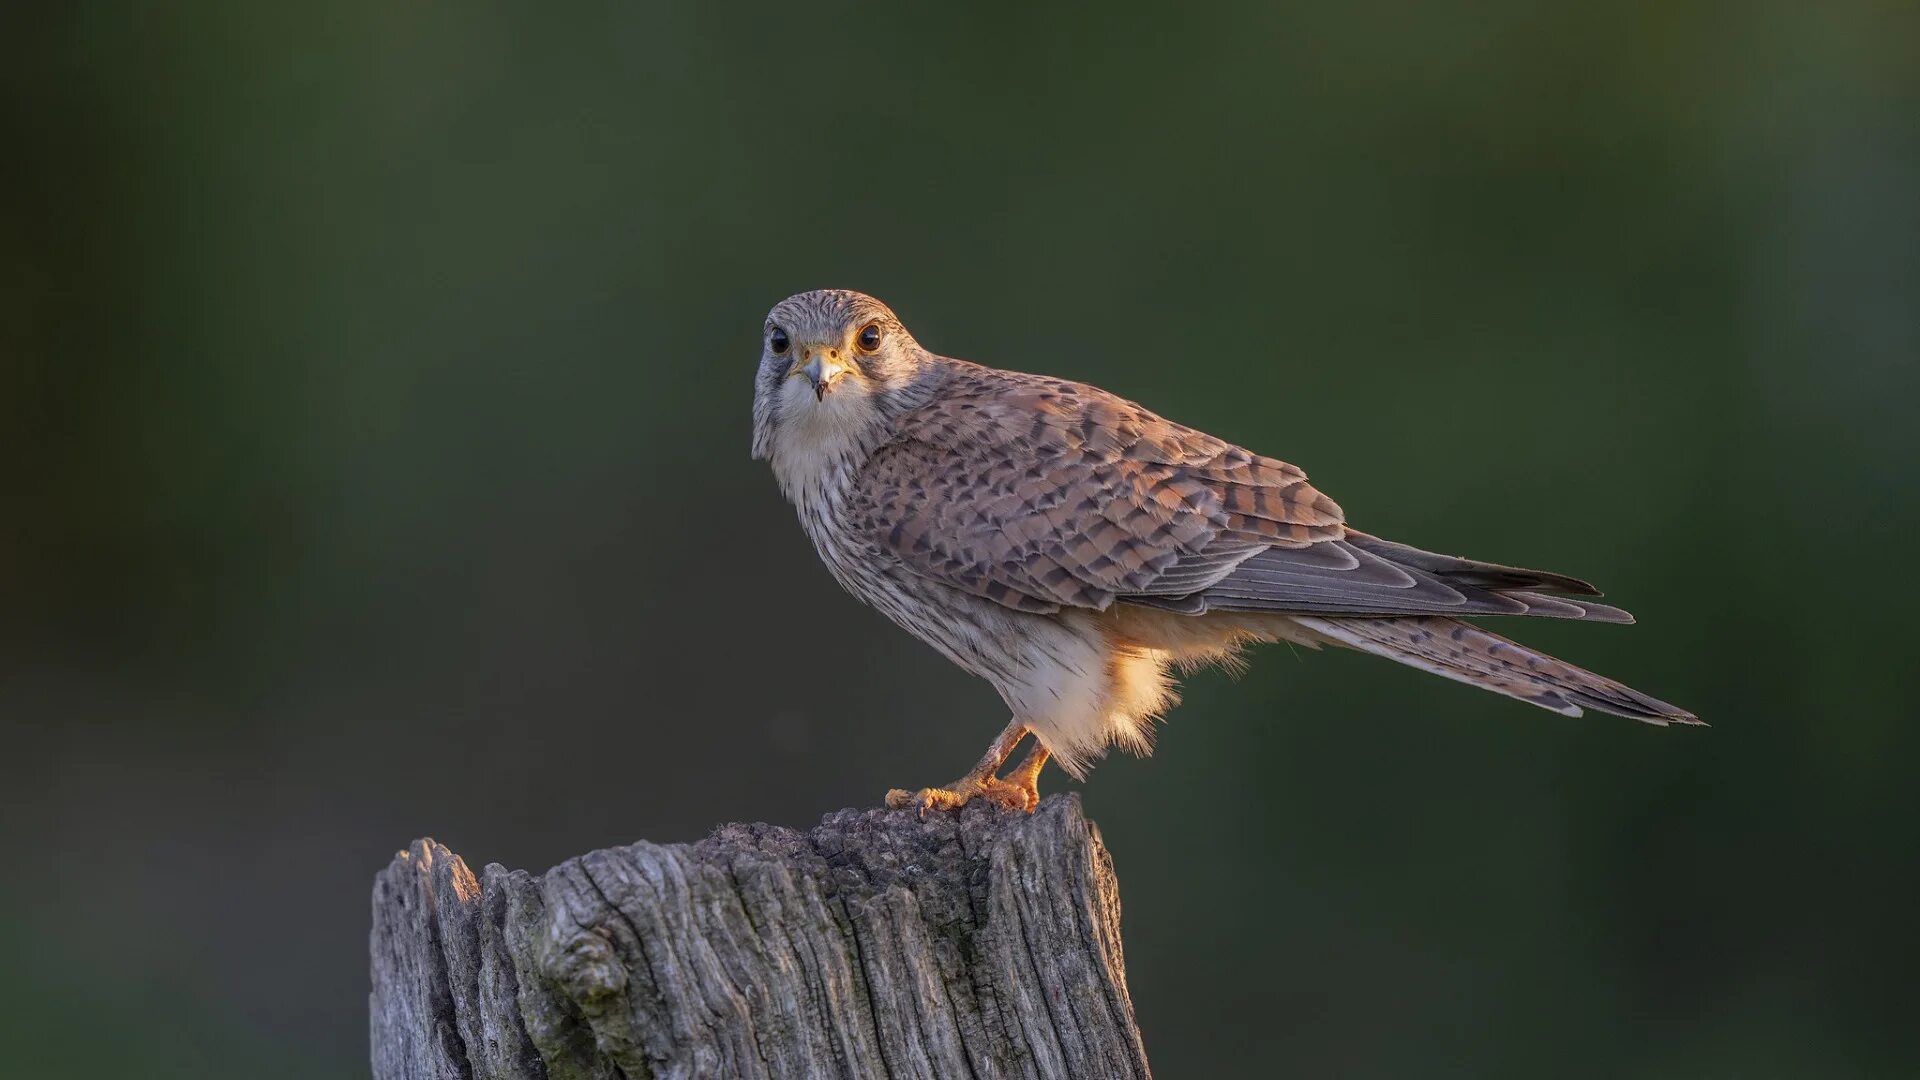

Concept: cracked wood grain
[[369, 796, 1149, 1080]]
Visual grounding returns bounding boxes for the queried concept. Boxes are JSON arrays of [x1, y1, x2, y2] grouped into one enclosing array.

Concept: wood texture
[[370, 796, 1148, 1079]]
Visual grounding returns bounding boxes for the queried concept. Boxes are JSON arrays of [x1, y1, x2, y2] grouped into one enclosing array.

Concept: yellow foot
[[885, 775, 1038, 818]]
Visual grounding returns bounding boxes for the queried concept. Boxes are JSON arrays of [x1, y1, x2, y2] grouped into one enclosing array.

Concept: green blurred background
[[4, 3, 1917, 1076]]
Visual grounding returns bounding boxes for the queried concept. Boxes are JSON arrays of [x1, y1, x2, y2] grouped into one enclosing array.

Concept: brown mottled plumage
[[752, 289, 1697, 815]]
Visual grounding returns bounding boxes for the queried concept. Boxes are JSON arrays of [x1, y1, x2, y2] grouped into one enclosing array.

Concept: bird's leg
[[999, 742, 1050, 811], [886, 718, 1036, 816]]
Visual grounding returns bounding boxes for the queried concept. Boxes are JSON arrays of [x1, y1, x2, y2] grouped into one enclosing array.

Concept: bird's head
[[751, 289, 930, 465]]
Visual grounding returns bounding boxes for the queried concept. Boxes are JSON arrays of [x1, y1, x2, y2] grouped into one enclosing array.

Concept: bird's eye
[[856, 323, 883, 353], [769, 327, 790, 355]]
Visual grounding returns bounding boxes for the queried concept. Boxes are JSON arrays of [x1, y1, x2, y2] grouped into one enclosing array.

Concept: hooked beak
[[794, 352, 850, 400]]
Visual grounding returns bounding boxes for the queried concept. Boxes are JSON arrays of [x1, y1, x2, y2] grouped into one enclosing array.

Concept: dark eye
[[769, 327, 789, 355], [856, 323, 882, 353]]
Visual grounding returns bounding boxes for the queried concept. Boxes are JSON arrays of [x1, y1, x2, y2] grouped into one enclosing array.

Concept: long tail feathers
[[1293, 615, 1700, 725]]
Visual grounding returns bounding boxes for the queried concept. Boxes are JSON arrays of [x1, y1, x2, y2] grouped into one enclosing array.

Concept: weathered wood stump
[[369, 795, 1149, 1079]]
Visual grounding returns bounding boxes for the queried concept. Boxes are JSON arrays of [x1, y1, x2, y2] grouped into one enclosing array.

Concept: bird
[[751, 288, 1699, 815]]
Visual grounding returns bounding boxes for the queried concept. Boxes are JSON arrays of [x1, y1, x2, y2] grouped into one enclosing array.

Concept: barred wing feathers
[[849, 363, 1629, 624]]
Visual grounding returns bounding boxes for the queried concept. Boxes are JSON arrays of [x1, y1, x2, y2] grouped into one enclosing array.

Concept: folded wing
[[850, 364, 1626, 623]]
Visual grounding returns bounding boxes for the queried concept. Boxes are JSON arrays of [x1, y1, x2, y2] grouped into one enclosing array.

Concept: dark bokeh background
[[5, 3, 1917, 1076]]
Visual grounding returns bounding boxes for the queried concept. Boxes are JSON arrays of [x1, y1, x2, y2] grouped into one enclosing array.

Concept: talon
[[885, 786, 963, 817], [976, 776, 1035, 812], [882, 775, 1038, 816], [885, 722, 1048, 816]]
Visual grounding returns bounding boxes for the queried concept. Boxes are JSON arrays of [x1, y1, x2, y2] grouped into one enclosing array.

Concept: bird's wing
[[1151, 540, 1635, 623], [849, 364, 1633, 624], [846, 366, 1345, 613]]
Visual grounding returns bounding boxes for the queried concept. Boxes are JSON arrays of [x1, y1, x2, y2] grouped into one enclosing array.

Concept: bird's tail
[[1291, 615, 1699, 725]]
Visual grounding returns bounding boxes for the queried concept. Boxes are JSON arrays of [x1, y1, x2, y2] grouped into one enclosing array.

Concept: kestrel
[[752, 289, 1698, 815]]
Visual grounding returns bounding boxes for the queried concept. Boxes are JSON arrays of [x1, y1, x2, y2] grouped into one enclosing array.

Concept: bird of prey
[[752, 289, 1698, 814]]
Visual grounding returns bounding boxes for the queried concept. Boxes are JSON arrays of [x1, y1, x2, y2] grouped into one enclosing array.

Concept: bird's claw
[[885, 775, 1038, 818]]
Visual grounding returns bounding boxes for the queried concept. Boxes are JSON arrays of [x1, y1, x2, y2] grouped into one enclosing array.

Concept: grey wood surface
[[370, 795, 1149, 1079]]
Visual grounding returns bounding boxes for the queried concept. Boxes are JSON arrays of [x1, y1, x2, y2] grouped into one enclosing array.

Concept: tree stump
[[369, 795, 1149, 1079]]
